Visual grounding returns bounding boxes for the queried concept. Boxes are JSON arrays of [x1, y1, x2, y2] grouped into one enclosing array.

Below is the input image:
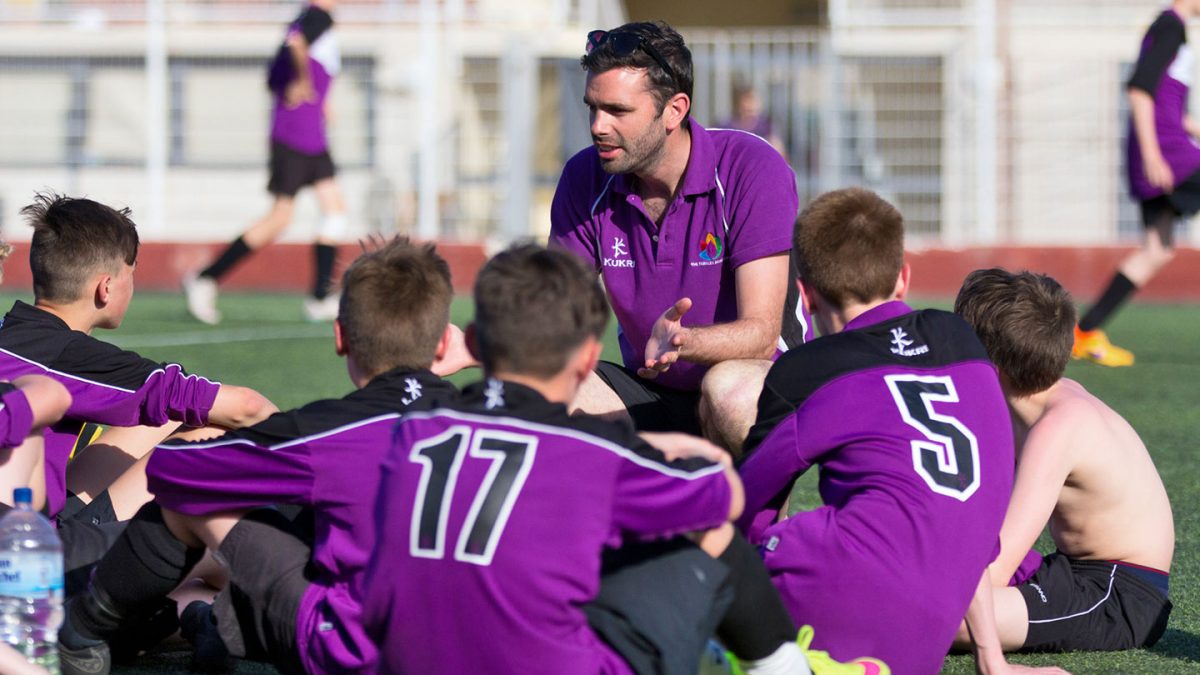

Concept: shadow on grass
[[1153, 628, 1200, 662]]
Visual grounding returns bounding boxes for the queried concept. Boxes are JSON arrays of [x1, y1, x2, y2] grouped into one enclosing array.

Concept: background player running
[[185, 0, 349, 324], [1074, 0, 1200, 366]]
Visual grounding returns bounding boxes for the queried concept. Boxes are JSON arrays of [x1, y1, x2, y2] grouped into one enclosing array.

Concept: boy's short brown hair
[[954, 268, 1076, 396], [22, 192, 140, 303], [473, 244, 609, 378], [338, 237, 453, 376], [793, 187, 904, 309]]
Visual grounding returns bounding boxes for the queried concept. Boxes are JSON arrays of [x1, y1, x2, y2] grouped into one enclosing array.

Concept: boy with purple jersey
[[1074, 0, 1200, 366], [550, 21, 809, 455], [363, 244, 843, 675], [738, 188, 1014, 674], [0, 193, 274, 584], [185, 0, 348, 325], [57, 237, 465, 675], [954, 270, 1173, 661], [0, 377, 71, 510]]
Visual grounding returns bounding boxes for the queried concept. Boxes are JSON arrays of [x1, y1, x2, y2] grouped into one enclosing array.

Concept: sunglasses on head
[[586, 29, 679, 90]]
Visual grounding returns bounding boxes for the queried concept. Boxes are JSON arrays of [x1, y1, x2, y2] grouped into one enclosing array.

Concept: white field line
[[107, 325, 332, 349]]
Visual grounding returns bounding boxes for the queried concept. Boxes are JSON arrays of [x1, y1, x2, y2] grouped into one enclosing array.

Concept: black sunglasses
[[586, 29, 679, 91]]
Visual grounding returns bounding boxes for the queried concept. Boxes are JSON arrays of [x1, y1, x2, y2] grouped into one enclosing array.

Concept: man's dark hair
[[21, 192, 140, 303], [793, 187, 904, 309], [954, 268, 1076, 397], [581, 21, 693, 117], [474, 244, 609, 378], [338, 237, 453, 377]]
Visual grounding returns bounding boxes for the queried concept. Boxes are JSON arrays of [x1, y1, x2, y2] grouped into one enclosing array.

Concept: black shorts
[[594, 361, 702, 436], [1139, 167, 1200, 246], [57, 490, 126, 598], [267, 140, 336, 197], [212, 509, 313, 675], [585, 538, 733, 675], [1018, 553, 1172, 652]]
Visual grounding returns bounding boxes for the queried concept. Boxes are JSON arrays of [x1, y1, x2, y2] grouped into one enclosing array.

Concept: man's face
[[584, 67, 668, 176]]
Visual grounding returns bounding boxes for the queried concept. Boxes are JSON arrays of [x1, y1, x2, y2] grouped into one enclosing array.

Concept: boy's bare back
[[1024, 378, 1173, 572]]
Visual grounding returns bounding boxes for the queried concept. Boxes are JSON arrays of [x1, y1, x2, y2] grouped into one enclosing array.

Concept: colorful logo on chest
[[698, 232, 723, 262]]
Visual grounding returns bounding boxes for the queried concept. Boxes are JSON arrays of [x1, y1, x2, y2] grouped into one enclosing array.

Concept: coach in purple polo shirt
[[550, 21, 808, 454]]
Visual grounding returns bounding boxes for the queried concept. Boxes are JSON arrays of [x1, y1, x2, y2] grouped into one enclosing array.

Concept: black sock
[[1079, 272, 1136, 332], [313, 243, 337, 300], [715, 531, 797, 660], [201, 236, 252, 281], [64, 503, 204, 645]]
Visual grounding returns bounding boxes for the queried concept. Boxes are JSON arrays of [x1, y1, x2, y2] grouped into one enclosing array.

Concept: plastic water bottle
[[0, 488, 63, 674]]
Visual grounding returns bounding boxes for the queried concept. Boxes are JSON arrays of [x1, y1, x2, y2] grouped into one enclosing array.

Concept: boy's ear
[[797, 277, 820, 315], [93, 272, 112, 309], [434, 323, 453, 363], [894, 262, 912, 300], [464, 323, 482, 363], [333, 318, 348, 356]]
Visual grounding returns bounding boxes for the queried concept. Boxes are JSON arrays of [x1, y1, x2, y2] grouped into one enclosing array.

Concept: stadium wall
[[1, 242, 1197, 302]]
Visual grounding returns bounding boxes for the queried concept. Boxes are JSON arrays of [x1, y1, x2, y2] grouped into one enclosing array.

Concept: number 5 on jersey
[[884, 374, 981, 502], [409, 425, 538, 566]]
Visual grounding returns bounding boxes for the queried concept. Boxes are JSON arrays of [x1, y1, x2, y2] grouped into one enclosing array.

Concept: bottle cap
[[12, 488, 31, 506]]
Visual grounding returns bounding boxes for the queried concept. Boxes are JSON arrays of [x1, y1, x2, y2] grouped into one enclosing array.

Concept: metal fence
[[0, 0, 1179, 246]]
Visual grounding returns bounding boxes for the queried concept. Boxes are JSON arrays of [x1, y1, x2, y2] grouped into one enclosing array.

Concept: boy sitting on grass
[[57, 236, 468, 675], [0, 192, 275, 594], [954, 268, 1173, 660]]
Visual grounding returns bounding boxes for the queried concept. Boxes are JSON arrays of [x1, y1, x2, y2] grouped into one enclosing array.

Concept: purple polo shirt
[[271, 4, 339, 155], [550, 121, 801, 390], [1127, 8, 1200, 199]]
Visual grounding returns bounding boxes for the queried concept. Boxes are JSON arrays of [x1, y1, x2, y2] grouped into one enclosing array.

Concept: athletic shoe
[[303, 294, 340, 322], [796, 624, 890, 675], [60, 640, 111, 675], [183, 273, 221, 325], [1072, 326, 1134, 367]]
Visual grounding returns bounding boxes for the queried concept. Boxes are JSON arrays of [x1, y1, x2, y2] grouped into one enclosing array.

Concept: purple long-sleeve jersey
[[362, 379, 732, 674], [147, 368, 457, 674], [0, 301, 220, 516], [738, 302, 1014, 674]]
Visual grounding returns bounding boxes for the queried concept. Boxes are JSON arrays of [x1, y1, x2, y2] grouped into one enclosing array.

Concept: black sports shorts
[[1018, 553, 1172, 652], [1139, 166, 1200, 247], [57, 490, 127, 598], [213, 508, 313, 675], [594, 360, 702, 436], [267, 140, 336, 197], [585, 537, 733, 675]]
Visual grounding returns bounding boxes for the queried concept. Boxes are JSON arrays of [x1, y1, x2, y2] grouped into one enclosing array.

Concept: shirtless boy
[[954, 268, 1174, 655]]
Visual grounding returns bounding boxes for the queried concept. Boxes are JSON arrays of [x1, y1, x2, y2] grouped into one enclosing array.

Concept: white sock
[[739, 641, 812, 675]]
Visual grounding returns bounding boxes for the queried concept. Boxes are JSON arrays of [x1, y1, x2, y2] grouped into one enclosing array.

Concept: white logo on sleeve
[[401, 377, 423, 406], [889, 327, 929, 357], [602, 236, 635, 268]]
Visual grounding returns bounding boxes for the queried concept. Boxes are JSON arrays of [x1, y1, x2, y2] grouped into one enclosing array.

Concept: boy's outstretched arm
[[206, 385, 278, 429], [990, 416, 1074, 584]]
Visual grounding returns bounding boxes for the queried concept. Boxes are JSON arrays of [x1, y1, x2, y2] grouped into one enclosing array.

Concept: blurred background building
[[0, 0, 1185, 255]]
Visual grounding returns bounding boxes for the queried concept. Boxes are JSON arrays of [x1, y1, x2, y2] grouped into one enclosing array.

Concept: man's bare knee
[[699, 360, 771, 456], [570, 371, 630, 423]]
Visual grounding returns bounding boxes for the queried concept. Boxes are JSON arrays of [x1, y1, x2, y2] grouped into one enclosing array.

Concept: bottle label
[[0, 552, 64, 597]]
